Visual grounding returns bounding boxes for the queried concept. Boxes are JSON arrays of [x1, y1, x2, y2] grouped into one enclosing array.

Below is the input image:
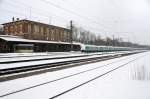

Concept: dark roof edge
[[2, 19, 70, 31]]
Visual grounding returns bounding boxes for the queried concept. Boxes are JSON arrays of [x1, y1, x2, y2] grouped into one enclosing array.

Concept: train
[[12, 42, 142, 53], [80, 44, 142, 52], [0, 35, 145, 53]]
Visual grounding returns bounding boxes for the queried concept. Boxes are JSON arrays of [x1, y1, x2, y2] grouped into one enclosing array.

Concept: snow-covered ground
[[0, 51, 149, 99], [0, 51, 141, 70], [0, 53, 116, 69], [0, 52, 82, 58], [58, 51, 150, 99], [0, 52, 105, 63]]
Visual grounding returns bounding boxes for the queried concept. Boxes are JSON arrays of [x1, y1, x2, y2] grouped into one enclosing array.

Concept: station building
[[3, 19, 71, 42], [0, 19, 80, 53]]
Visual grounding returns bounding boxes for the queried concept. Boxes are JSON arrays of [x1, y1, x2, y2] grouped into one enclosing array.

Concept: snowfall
[[0, 51, 150, 99]]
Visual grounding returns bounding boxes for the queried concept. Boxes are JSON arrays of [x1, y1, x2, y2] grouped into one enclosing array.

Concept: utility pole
[[70, 20, 73, 51], [29, 7, 32, 19]]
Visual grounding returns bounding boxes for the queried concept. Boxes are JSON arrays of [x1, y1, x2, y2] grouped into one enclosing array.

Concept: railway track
[[0, 51, 147, 98], [0, 51, 142, 82], [0, 52, 76, 58], [0, 52, 110, 64], [49, 54, 146, 99], [0, 52, 82, 59], [0, 54, 91, 64]]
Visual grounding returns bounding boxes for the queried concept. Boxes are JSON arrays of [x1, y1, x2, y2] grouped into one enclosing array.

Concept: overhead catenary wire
[[2, 0, 125, 35], [0, 0, 136, 43], [1, 7, 104, 32], [0, 0, 71, 27], [0, 9, 104, 34], [0, 7, 104, 35], [2, 0, 98, 25], [0, 9, 71, 29], [0, 8, 48, 22], [60, 0, 102, 22], [40, 0, 111, 31], [1, 0, 108, 32]]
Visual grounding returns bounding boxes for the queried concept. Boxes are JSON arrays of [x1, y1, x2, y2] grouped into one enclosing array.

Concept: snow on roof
[[0, 35, 79, 45], [0, 35, 21, 38], [2, 19, 70, 31]]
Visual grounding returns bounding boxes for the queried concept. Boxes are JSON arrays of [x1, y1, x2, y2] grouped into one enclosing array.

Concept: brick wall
[[3, 20, 71, 42]]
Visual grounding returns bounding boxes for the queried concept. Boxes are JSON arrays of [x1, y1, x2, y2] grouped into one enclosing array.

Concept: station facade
[[0, 19, 80, 53], [3, 19, 71, 42]]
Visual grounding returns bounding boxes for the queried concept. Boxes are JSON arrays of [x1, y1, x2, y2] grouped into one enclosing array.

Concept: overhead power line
[[1, 0, 109, 33], [61, 0, 102, 21], [1, 0, 118, 34], [3, 0, 70, 22], [0, 8, 68, 29], [40, 0, 110, 31]]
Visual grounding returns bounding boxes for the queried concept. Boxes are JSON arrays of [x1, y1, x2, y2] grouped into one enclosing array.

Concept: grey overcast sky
[[0, 0, 150, 45]]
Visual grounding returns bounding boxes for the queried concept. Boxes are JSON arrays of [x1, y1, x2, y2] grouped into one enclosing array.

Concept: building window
[[5, 26, 9, 33], [34, 25, 39, 33], [67, 32, 70, 41], [46, 28, 49, 40], [28, 24, 32, 33], [61, 30, 64, 41], [10, 26, 14, 34], [19, 24, 23, 33], [64, 31, 67, 41], [47, 28, 49, 34], [41, 26, 43, 33], [40, 26, 43, 37], [14, 25, 17, 33], [55, 28, 59, 41], [51, 27, 55, 41]]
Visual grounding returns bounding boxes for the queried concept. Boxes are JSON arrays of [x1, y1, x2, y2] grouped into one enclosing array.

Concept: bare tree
[[70, 24, 148, 48]]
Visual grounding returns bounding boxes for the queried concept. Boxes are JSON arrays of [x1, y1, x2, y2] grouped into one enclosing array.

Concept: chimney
[[16, 18, 19, 21], [12, 17, 15, 22]]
